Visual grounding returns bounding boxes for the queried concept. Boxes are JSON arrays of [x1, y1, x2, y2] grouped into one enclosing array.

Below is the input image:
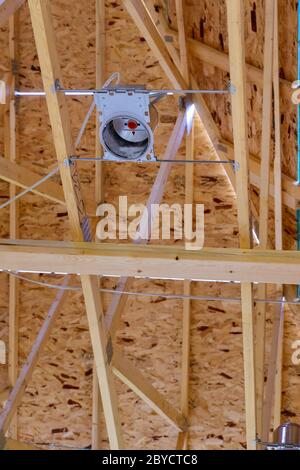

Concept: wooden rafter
[[28, 0, 123, 449], [226, 0, 256, 450]]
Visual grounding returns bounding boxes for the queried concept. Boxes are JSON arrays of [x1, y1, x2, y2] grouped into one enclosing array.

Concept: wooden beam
[[175, 1, 191, 446], [105, 108, 187, 338], [177, 123, 194, 450], [6, 12, 19, 440], [262, 302, 284, 441], [112, 350, 186, 432], [226, 0, 256, 449], [95, 0, 105, 207], [0, 156, 65, 205], [255, 0, 275, 440], [92, 0, 106, 450], [0, 279, 70, 434], [28, 0, 123, 449], [175, 0, 189, 83], [143, 0, 181, 71], [0, 0, 25, 27], [257, 1, 285, 445], [2, 240, 300, 285]]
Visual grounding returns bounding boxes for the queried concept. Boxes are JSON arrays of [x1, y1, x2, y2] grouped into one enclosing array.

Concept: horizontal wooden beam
[[1, 239, 300, 284], [0, 0, 25, 27], [0, 156, 65, 205]]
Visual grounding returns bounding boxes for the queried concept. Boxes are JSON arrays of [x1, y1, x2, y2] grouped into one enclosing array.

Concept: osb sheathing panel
[[0, 0, 298, 450]]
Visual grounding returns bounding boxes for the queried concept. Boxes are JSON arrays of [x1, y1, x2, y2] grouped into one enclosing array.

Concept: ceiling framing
[[0, 0, 299, 451]]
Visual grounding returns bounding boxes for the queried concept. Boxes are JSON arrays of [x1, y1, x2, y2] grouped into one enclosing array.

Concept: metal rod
[[69, 156, 237, 167], [15, 88, 230, 97], [0, 166, 60, 211], [2, 270, 297, 306]]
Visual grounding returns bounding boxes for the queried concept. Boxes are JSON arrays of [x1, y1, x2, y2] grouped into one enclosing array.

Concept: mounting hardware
[[228, 82, 237, 95], [63, 157, 75, 167], [232, 161, 240, 172], [94, 86, 158, 162]]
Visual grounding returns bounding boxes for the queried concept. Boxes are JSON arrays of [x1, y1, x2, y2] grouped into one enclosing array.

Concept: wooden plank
[[259, 0, 274, 249], [143, 0, 181, 71], [175, 0, 189, 83], [28, 0, 123, 449], [256, 2, 284, 443], [226, 0, 256, 449], [262, 302, 284, 441], [255, 0, 275, 440], [112, 350, 186, 432], [95, 0, 105, 207], [92, 0, 106, 450], [0, 279, 70, 434], [2, 240, 300, 284], [7, 12, 19, 440], [0, 0, 25, 27], [0, 156, 65, 205]]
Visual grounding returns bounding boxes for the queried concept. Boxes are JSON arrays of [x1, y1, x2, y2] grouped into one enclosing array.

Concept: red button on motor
[[127, 120, 138, 130]]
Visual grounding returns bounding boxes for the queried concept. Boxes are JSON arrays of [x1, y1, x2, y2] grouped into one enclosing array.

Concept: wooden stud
[[6, 12, 19, 440], [92, 0, 106, 450], [262, 1, 283, 440], [226, 0, 256, 449], [175, 0, 189, 83], [28, 0, 123, 449]]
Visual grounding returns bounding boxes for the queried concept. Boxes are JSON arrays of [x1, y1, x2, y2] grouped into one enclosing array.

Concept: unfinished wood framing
[[6, 12, 18, 441], [226, 0, 256, 450], [92, 0, 106, 450], [0, 0, 299, 452]]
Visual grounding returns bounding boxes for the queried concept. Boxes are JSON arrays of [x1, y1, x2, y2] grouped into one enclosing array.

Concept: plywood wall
[[0, 0, 299, 450]]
